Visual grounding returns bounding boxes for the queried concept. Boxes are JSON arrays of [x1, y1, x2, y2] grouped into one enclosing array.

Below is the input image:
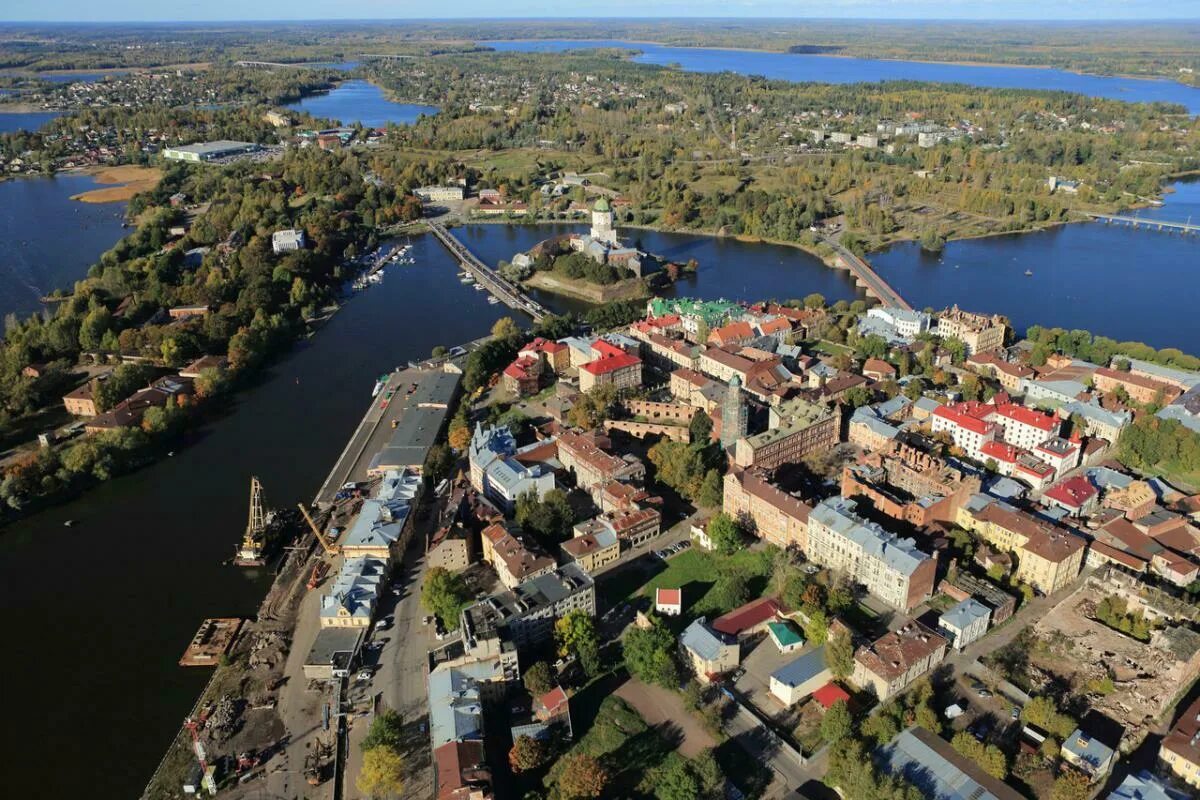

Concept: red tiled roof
[[592, 339, 628, 359], [538, 685, 569, 717], [1045, 476, 1098, 508], [656, 587, 682, 607], [993, 402, 1058, 432], [712, 596, 786, 636], [933, 403, 995, 436], [580, 352, 641, 376], [710, 321, 755, 345], [757, 317, 792, 336], [813, 682, 851, 710], [863, 358, 896, 376], [981, 440, 1020, 463]]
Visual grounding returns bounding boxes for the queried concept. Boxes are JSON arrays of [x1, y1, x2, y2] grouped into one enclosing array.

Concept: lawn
[[636, 548, 775, 625]]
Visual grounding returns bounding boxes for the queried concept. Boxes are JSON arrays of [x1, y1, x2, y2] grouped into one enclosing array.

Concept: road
[[342, 505, 436, 800], [723, 700, 811, 799]]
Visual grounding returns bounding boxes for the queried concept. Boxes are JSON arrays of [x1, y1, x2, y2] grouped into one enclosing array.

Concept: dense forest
[[368, 50, 1199, 249]]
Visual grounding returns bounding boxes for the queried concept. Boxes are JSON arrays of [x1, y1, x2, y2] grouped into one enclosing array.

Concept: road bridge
[[426, 221, 549, 322], [1085, 212, 1199, 235], [820, 236, 913, 311]]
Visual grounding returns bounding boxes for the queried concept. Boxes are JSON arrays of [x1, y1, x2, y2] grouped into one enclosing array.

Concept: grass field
[[604, 548, 776, 627]]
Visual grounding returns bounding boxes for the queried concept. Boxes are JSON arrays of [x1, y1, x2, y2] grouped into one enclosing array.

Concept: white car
[[356, 670, 373, 682]]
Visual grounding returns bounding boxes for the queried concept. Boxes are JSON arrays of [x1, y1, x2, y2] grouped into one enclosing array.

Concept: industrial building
[[163, 140, 263, 162]]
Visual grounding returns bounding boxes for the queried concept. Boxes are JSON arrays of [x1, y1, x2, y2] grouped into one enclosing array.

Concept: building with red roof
[[712, 596, 790, 638], [655, 587, 682, 616], [931, 402, 996, 460], [502, 355, 542, 397], [1044, 476, 1100, 517], [813, 682, 851, 711], [991, 402, 1060, 449], [862, 358, 897, 381], [578, 351, 642, 393], [708, 320, 756, 347]]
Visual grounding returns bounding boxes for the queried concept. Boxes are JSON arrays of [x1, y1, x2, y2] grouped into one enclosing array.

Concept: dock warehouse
[[163, 140, 263, 163], [303, 627, 365, 680], [368, 369, 462, 476]]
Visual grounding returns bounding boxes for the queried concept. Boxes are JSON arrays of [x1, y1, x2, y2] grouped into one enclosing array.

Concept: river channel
[[0, 234, 508, 800]]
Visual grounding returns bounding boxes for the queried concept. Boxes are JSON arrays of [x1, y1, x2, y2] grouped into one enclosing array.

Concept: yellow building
[[1161, 695, 1200, 790], [959, 500, 1085, 594], [561, 521, 620, 573], [723, 467, 812, 551]]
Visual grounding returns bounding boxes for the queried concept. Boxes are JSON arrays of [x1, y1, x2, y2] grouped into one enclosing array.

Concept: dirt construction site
[[1031, 582, 1200, 751]]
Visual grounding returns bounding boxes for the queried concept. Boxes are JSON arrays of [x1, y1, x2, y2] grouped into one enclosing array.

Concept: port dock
[[178, 618, 244, 667]]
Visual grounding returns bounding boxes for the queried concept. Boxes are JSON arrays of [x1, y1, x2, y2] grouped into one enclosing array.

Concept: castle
[[565, 198, 643, 277]]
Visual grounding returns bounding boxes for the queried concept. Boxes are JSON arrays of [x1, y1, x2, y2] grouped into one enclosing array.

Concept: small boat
[[63, 519, 78, 528], [488, 296, 500, 305], [371, 376, 388, 397], [474, 284, 484, 291], [1024, 270, 1034, 277]]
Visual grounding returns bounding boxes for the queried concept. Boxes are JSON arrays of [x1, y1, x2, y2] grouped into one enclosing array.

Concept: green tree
[[515, 488, 575, 542], [623, 615, 679, 688], [688, 408, 713, 443], [803, 293, 826, 309], [697, 469, 724, 509], [825, 627, 854, 680], [843, 386, 872, 409], [555, 609, 601, 676], [803, 607, 829, 645], [420, 567, 471, 630], [821, 699, 853, 743], [523, 661, 555, 696], [706, 512, 744, 555], [361, 710, 405, 752], [710, 571, 750, 613], [653, 755, 701, 800]]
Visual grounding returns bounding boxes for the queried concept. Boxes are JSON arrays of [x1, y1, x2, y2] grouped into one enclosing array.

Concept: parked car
[[356, 670, 373, 682]]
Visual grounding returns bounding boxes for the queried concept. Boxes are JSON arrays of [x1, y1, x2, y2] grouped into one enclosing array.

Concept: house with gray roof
[[1107, 770, 1191, 800], [679, 617, 739, 683], [880, 726, 1025, 800], [1060, 400, 1132, 442], [1022, 377, 1087, 406], [1061, 728, 1116, 781], [320, 557, 387, 627], [938, 598, 991, 651], [428, 658, 505, 748], [807, 497, 936, 611], [769, 644, 831, 706]]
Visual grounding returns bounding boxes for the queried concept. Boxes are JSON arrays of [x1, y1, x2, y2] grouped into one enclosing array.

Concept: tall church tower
[[590, 197, 618, 246], [721, 375, 748, 449]]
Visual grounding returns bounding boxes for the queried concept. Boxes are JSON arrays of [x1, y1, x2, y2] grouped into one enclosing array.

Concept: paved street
[[343, 515, 435, 800]]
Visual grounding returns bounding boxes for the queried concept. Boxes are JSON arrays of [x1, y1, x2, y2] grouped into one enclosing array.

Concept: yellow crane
[[297, 504, 341, 556]]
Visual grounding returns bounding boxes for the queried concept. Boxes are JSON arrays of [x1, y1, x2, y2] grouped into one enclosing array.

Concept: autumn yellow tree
[[357, 746, 404, 798]]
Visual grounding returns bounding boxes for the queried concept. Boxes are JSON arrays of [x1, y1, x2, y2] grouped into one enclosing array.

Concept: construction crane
[[234, 477, 269, 566], [298, 503, 341, 556]]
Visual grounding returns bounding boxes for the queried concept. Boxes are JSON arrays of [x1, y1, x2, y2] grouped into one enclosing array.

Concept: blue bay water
[[486, 40, 1200, 113], [285, 79, 438, 127]]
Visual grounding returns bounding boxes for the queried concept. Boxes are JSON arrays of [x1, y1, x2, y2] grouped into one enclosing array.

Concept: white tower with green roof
[[590, 197, 617, 246]]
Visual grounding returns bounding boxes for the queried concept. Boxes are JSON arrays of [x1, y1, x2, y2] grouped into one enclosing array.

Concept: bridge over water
[[426, 221, 549, 322], [1085, 213, 1199, 235], [820, 236, 913, 311]]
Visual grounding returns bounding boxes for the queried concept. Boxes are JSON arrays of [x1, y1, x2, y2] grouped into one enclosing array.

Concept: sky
[[3, 2, 1200, 22]]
